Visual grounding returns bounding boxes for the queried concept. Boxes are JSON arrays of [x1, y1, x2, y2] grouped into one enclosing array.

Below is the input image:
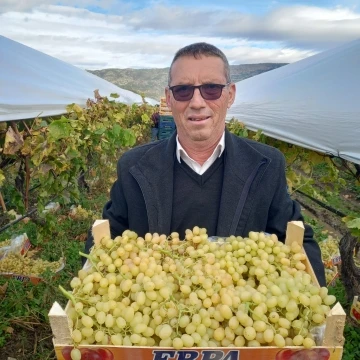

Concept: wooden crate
[[49, 220, 346, 360], [160, 96, 172, 116]]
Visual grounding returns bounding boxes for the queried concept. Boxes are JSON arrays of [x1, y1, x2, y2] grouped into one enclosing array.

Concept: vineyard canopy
[[0, 36, 158, 122], [228, 38, 360, 165]]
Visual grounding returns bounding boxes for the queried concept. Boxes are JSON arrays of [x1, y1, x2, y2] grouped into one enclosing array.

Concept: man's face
[[166, 55, 236, 148]]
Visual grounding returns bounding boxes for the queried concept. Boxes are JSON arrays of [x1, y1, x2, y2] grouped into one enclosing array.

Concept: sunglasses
[[169, 83, 231, 101]]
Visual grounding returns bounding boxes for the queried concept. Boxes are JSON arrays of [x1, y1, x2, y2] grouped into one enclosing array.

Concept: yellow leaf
[[27, 289, 34, 300], [72, 104, 84, 114], [5, 326, 14, 334], [0, 169, 5, 187], [0, 282, 8, 298], [21, 138, 32, 156], [286, 169, 298, 183], [308, 152, 325, 165], [300, 162, 312, 174], [3, 127, 24, 155]]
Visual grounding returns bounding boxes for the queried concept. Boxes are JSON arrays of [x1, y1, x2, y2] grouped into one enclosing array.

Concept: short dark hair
[[168, 42, 231, 85]]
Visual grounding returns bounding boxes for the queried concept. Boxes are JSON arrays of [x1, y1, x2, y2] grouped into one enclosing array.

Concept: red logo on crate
[[20, 237, 31, 255], [352, 307, 360, 321], [62, 347, 114, 360], [276, 348, 330, 360]]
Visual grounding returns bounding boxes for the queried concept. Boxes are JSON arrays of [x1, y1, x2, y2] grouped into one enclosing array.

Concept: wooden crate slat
[[323, 302, 346, 347], [48, 302, 72, 346], [286, 221, 320, 287]]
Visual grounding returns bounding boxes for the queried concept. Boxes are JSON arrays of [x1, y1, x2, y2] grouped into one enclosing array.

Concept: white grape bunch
[[59, 227, 336, 350], [0, 253, 63, 276], [0, 239, 12, 248]]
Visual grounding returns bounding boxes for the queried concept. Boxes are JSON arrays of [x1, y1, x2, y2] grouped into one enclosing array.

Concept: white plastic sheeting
[[0, 36, 158, 122], [228, 39, 360, 165]]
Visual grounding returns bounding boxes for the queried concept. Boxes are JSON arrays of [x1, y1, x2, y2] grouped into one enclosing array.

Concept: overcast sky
[[1, 0, 359, 69]]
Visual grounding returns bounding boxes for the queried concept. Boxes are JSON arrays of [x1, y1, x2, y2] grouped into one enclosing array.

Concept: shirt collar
[[176, 132, 226, 164]]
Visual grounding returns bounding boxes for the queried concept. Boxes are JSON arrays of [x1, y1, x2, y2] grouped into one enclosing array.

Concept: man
[[86, 42, 326, 286]]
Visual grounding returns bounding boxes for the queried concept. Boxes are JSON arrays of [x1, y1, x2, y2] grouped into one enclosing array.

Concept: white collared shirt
[[176, 132, 225, 175]]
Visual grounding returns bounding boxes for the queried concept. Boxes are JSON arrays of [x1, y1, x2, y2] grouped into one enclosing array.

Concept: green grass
[[312, 162, 360, 217], [0, 219, 38, 243], [0, 187, 108, 359], [322, 192, 359, 217], [303, 214, 329, 243]]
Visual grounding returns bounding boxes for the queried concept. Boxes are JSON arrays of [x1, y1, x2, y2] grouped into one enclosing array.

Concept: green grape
[[59, 226, 337, 351]]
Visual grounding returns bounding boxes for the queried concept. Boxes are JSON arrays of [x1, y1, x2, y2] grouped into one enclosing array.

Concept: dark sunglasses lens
[[200, 84, 223, 100], [172, 85, 193, 101]]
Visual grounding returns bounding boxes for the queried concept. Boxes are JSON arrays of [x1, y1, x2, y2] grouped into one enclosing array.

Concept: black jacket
[[86, 129, 326, 286]]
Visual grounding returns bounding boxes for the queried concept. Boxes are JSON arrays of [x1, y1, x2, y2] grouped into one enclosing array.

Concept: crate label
[[55, 346, 343, 360], [153, 350, 238, 360], [0, 272, 42, 285], [15, 275, 30, 282]]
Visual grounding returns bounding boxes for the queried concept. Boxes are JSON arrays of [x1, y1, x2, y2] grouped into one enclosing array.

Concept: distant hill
[[88, 63, 287, 101]]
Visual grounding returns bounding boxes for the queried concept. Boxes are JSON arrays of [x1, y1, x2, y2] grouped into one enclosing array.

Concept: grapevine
[[0, 96, 154, 221]]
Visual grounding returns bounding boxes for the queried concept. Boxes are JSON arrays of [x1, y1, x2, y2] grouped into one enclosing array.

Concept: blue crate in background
[[158, 129, 176, 140], [159, 122, 176, 130], [159, 115, 174, 123], [159, 128, 175, 135], [158, 115, 175, 139]]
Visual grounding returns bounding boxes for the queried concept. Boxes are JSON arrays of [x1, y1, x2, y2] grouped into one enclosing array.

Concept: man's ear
[[227, 83, 236, 108]]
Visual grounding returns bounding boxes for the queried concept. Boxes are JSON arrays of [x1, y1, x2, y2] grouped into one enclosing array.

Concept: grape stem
[[247, 305, 276, 332], [59, 285, 77, 306], [79, 251, 100, 272], [172, 272, 183, 284], [158, 247, 181, 260]]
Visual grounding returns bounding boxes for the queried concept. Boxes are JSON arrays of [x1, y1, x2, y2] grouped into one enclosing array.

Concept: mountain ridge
[[88, 63, 287, 100]]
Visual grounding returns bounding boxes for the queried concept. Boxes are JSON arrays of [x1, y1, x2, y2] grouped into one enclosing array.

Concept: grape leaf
[[48, 119, 72, 140], [3, 126, 24, 155], [346, 218, 360, 230]]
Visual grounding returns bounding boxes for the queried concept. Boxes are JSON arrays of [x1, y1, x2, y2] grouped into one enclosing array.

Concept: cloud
[[224, 6, 360, 48], [0, 0, 116, 13], [124, 4, 360, 49], [1, 2, 359, 69], [227, 45, 317, 64]]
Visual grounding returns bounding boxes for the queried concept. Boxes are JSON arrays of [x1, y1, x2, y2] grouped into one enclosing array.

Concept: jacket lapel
[[216, 130, 270, 236], [130, 133, 177, 235]]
